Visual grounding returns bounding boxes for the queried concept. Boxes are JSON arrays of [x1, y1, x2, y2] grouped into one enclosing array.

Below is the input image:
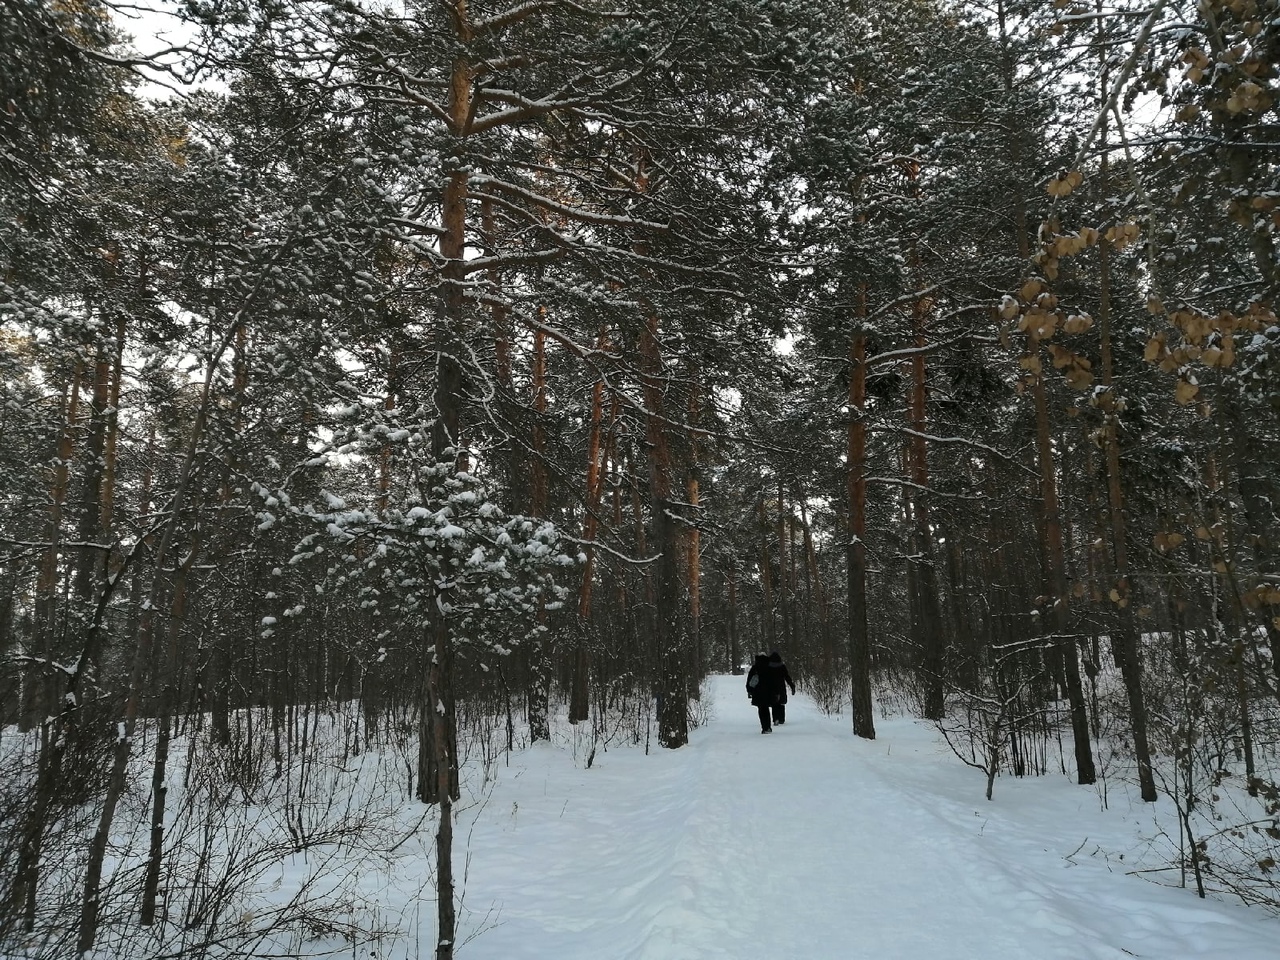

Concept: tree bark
[[638, 310, 688, 748], [570, 350, 610, 724], [908, 289, 945, 720], [30, 363, 82, 728], [418, 23, 473, 960], [686, 369, 703, 691], [140, 537, 198, 926], [846, 312, 876, 739], [1029, 339, 1096, 784], [527, 326, 551, 742], [1097, 225, 1157, 803]]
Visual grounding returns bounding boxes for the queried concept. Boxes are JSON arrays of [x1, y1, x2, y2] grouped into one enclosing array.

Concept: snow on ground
[[436, 674, 1280, 960]]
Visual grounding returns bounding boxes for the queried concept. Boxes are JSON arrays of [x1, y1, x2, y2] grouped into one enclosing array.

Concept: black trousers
[[757, 704, 772, 731], [772, 702, 786, 724]]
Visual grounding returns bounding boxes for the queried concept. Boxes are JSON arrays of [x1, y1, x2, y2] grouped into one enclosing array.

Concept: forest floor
[[429, 674, 1280, 960]]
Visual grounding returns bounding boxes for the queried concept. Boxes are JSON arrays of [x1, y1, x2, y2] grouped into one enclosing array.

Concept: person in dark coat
[[746, 653, 773, 733], [767, 651, 796, 725]]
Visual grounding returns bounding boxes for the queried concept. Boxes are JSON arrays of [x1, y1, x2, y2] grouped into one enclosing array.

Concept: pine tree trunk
[[418, 29, 474, 959], [686, 371, 703, 693], [99, 311, 126, 547], [1097, 227, 1158, 802], [377, 341, 398, 515], [1217, 385, 1280, 701], [757, 495, 776, 650], [908, 293, 945, 721], [140, 540, 197, 926], [1205, 453, 1260, 789], [73, 336, 110, 603], [846, 320, 875, 739], [726, 570, 742, 673], [527, 327, 551, 742], [638, 311, 688, 748], [776, 476, 792, 650], [31, 363, 82, 729], [570, 355, 610, 724], [1029, 341, 1095, 784]]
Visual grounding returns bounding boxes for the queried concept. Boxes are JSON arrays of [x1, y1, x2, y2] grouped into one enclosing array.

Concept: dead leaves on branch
[[999, 218, 1109, 393], [1153, 531, 1187, 553], [1227, 80, 1270, 114], [1242, 584, 1280, 611], [1227, 194, 1280, 229], [1183, 46, 1212, 84], [1046, 169, 1084, 199], [1174, 378, 1201, 405], [1105, 222, 1141, 250], [1002, 206, 1278, 411], [1143, 302, 1275, 401], [1176, 2, 1275, 114]]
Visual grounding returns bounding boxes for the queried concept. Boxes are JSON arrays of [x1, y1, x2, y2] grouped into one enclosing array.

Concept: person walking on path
[[767, 651, 796, 726], [746, 653, 773, 733]]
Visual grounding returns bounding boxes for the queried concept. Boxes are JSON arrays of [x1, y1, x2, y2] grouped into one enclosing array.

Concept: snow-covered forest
[[1, 0, 1279, 957]]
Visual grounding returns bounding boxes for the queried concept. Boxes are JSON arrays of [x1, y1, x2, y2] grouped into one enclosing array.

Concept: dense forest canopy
[[1, 0, 1279, 956]]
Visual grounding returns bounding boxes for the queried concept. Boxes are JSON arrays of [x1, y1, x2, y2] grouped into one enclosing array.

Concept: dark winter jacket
[[746, 655, 771, 706], [767, 652, 796, 704]]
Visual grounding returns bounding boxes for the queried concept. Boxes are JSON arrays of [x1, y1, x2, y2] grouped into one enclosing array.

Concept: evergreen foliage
[[1, 0, 1279, 954]]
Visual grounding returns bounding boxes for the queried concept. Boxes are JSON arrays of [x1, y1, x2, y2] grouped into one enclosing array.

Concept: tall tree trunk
[[1204, 453, 1259, 789], [73, 335, 110, 603], [726, 569, 742, 673], [5, 362, 87, 935], [100, 283, 130, 539], [1098, 224, 1158, 803], [377, 341, 398, 514], [570, 354, 610, 724], [1029, 336, 1096, 784], [628, 450, 655, 675], [482, 196, 523, 509], [140, 537, 198, 926], [757, 495, 776, 651], [30, 363, 82, 729], [847, 310, 876, 739], [776, 476, 794, 651], [1080, 0, 1156, 804], [1013, 128, 1096, 784], [686, 369, 703, 691], [638, 310, 688, 748], [798, 499, 822, 683], [417, 23, 472, 959], [1217, 384, 1280, 702], [527, 326, 551, 742], [908, 289, 945, 720]]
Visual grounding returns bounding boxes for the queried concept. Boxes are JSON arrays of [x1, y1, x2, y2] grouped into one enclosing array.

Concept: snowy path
[[452, 675, 1280, 959]]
